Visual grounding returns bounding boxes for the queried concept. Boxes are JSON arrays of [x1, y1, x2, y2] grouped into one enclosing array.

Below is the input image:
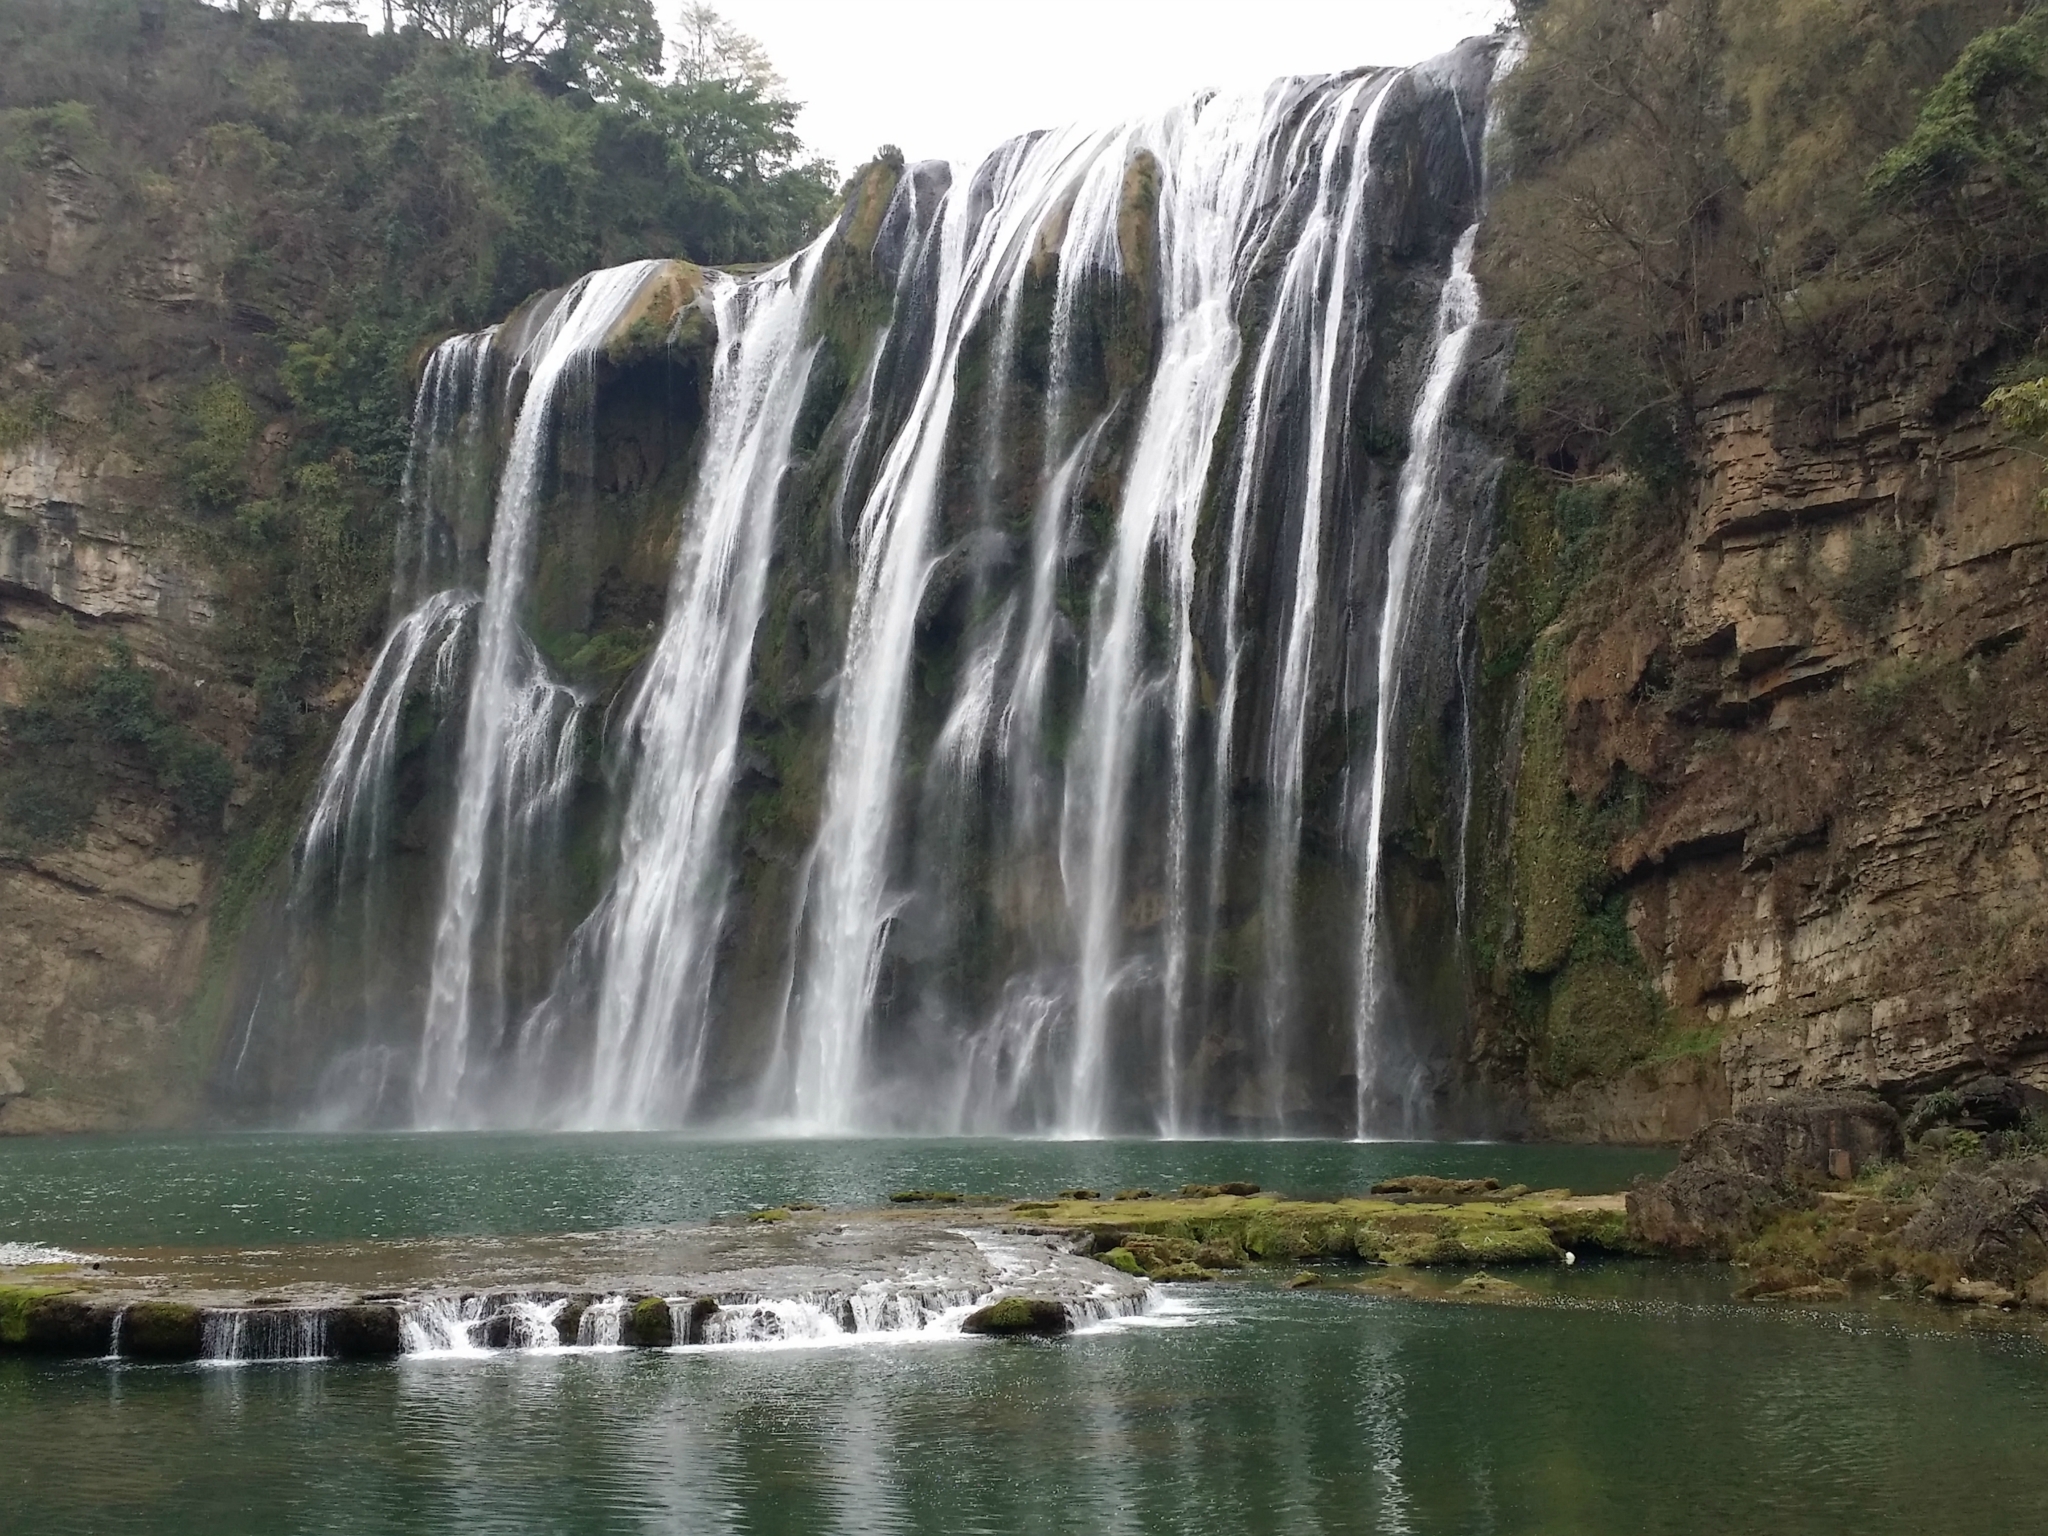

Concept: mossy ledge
[[1005, 1189, 1639, 1272]]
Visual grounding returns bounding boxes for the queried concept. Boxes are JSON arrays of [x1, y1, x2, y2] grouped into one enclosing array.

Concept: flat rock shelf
[[0, 1215, 1152, 1361], [0, 1187, 1633, 1362]]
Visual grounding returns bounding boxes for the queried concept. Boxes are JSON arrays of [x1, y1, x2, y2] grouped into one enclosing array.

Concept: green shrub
[[0, 637, 234, 851], [178, 378, 259, 513], [1828, 523, 1912, 632]]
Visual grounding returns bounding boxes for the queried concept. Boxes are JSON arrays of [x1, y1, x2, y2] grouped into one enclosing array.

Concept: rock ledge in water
[[960, 1297, 1071, 1336]]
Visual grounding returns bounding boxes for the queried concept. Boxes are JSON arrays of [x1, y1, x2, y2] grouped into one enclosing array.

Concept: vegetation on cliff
[[0, 0, 838, 854], [1469, 0, 2048, 1112]]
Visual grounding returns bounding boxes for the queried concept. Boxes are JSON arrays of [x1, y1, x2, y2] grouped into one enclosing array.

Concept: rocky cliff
[[1470, 357, 2048, 1140]]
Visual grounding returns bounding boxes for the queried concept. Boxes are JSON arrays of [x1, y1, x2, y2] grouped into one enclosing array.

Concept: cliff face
[[0, 108, 249, 1132], [0, 432, 234, 1132], [1473, 357, 2048, 1140]]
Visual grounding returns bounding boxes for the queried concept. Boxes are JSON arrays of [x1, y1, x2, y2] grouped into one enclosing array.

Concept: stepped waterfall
[[224, 38, 1509, 1138]]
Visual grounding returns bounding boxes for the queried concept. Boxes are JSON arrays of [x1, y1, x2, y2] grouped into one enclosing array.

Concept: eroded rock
[[1628, 1092, 1901, 1256]]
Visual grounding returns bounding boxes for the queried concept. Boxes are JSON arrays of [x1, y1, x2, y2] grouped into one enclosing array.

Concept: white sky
[[686, 1, 1512, 176]]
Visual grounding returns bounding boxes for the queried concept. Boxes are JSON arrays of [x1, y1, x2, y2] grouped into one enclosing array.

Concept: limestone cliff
[[1471, 361, 2048, 1140]]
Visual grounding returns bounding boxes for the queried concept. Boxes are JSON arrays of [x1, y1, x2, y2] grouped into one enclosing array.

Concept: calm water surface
[[0, 1133, 1673, 1248], [5, 1136, 2044, 1535]]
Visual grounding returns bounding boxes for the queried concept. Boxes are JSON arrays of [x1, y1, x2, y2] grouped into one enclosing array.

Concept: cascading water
[[1352, 226, 1485, 1138], [415, 262, 666, 1125], [551, 256, 824, 1129], [231, 37, 1507, 1139]]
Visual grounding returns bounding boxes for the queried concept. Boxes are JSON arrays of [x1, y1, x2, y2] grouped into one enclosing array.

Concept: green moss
[[748, 1207, 792, 1223], [961, 1296, 1072, 1336], [1028, 1192, 1626, 1268], [1511, 633, 1607, 974], [179, 377, 260, 513], [1544, 955, 1661, 1085], [121, 1301, 203, 1359], [626, 1295, 674, 1348], [0, 1286, 67, 1346], [0, 633, 234, 852]]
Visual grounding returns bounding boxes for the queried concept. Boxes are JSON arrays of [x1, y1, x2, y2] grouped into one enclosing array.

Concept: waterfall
[[200, 1308, 329, 1363], [240, 38, 1506, 1138], [1055, 89, 1313, 1138], [783, 128, 1114, 1131], [568, 255, 823, 1128], [415, 261, 666, 1125], [1351, 227, 1483, 1138]]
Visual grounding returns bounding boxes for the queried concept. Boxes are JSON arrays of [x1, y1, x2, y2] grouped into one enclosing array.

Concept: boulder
[[1955, 1074, 2042, 1132], [1627, 1092, 1902, 1257], [623, 1295, 674, 1348], [1898, 1157, 2048, 1289], [1629, 1157, 1782, 1258], [959, 1297, 1071, 1337]]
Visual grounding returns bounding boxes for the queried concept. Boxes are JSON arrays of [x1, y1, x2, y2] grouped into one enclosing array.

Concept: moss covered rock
[[1015, 1188, 1625, 1268], [120, 1301, 203, 1360], [1101, 1247, 1145, 1276], [960, 1297, 1071, 1337], [624, 1295, 674, 1348], [0, 1286, 116, 1355], [326, 1303, 403, 1358]]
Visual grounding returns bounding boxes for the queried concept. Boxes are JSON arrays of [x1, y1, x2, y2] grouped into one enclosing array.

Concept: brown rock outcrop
[[1627, 1092, 1902, 1256], [1521, 371, 2048, 1127]]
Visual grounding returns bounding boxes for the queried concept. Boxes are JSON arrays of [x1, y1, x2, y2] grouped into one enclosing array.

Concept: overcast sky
[[692, 1, 1513, 175]]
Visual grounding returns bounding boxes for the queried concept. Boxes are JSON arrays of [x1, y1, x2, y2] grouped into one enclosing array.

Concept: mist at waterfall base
[[224, 42, 1510, 1138]]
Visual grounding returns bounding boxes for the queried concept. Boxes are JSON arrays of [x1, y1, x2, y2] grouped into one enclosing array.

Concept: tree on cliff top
[[1483, 0, 2036, 475]]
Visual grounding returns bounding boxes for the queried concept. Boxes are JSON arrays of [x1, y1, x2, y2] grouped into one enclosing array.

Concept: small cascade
[[696, 1299, 849, 1345], [200, 1308, 329, 1363], [499, 1295, 569, 1349], [106, 1305, 124, 1361], [576, 1296, 627, 1347], [399, 1295, 491, 1356], [416, 261, 666, 1124]]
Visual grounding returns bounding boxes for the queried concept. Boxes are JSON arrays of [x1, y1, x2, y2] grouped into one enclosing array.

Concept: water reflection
[[7, 1276, 2048, 1535]]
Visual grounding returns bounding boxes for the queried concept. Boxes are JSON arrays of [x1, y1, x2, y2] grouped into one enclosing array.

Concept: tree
[[673, 2, 779, 91]]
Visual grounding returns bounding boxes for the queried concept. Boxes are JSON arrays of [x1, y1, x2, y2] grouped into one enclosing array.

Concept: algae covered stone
[[121, 1301, 204, 1360], [0, 1286, 115, 1355], [960, 1297, 1071, 1337], [624, 1295, 675, 1348], [1101, 1247, 1145, 1277], [327, 1304, 402, 1358]]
